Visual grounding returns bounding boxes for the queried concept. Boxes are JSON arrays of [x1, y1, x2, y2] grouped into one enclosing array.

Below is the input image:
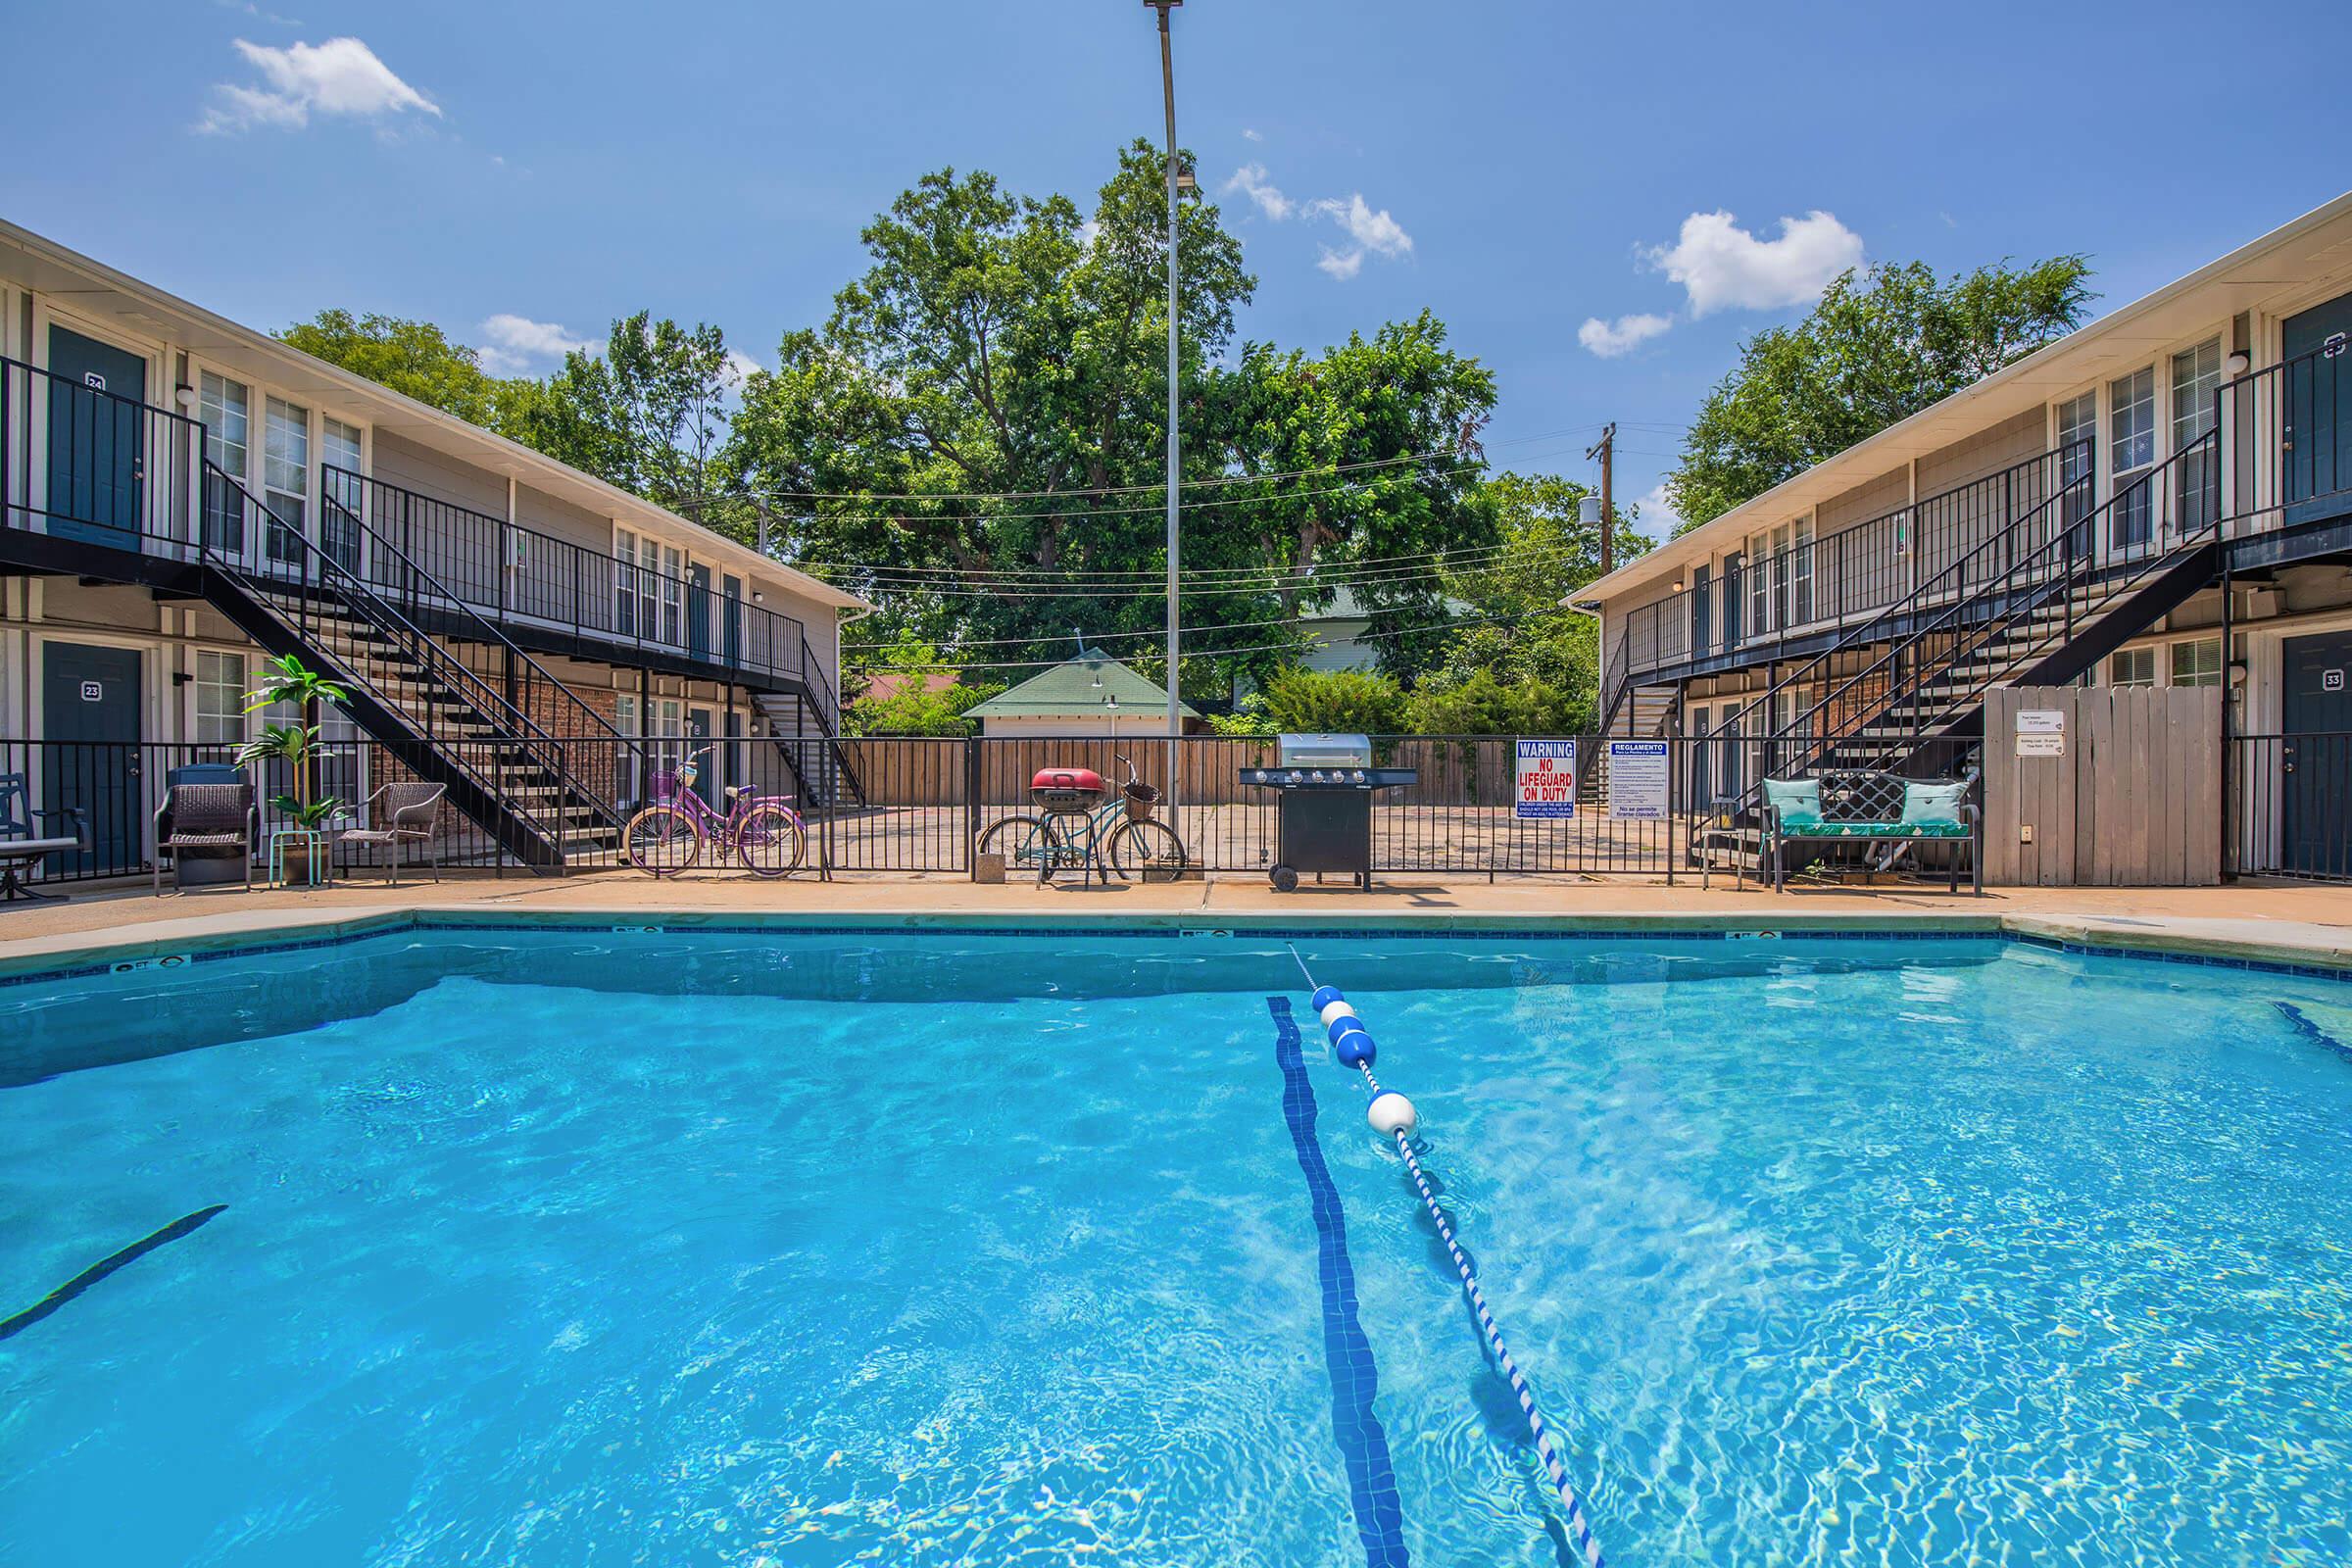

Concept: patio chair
[[337, 781, 446, 886], [0, 772, 89, 904], [153, 782, 257, 896]]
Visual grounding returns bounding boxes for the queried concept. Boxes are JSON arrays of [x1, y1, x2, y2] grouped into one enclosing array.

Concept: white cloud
[[199, 36, 440, 133], [721, 349, 762, 388], [1243, 127, 1263, 143], [1577, 312, 1673, 359], [1309, 193, 1411, 259], [1643, 209, 1863, 316], [1220, 163, 1411, 283], [1315, 247, 1364, 281], [1637, 482, 1683, 535], [478, 314, 593, 373], [1222, 163, 1292, 220], [1075, 217, 1102, 250]]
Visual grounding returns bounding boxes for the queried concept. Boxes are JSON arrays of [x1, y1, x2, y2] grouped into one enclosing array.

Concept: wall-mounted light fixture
[[173, 385, 198, 412], [2225, 349, 2252, 377]]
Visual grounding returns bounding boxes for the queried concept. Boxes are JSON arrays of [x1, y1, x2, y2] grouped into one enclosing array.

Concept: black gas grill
[[1240, 733, 1417, 891]]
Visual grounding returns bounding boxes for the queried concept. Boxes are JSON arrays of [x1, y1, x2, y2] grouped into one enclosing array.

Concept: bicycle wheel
[[624, 805, 703, 877], [735, 803, 808, 878], [1107, 817, 1188, 882], [977, 814, 1059, 879]]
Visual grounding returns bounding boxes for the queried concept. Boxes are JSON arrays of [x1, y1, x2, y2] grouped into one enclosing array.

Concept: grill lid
[[1276, 732, 1372, 768]]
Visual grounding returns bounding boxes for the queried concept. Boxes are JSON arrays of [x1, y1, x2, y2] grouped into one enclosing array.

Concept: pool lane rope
[[1289, 945, 1608, 1568]]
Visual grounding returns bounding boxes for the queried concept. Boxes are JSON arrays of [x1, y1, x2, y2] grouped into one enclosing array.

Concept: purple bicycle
[[622, 746, 807, 877]]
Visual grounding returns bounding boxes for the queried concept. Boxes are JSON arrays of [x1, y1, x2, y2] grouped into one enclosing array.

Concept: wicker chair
[[153, 782, 257, 896], [337, 782, 446, 885]]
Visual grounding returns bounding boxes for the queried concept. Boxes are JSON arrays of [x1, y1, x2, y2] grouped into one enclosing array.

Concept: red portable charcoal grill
[[1030, 765, 1107, 813]]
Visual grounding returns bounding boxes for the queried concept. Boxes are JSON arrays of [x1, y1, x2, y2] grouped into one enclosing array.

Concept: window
[[1790, 519, 1815, 623], [2057, 391, 2096, 537], [1746, 532, 1772, 635], [194, 651, 248, 748], [614, 530, 642, 638], [2170, 637, 2223, 687], [2109, 646, 2156, 687], [2108, 368, 2156, 550], [659, 545, 684, 645], [1770, 525, 1792, 627], [2171, 338, 2221, 536], [263, 397, 310, 564], [321, 417, 364, 568], [199, 372, 250, 552]]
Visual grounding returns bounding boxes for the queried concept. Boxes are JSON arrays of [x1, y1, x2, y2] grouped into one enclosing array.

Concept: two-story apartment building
[[1578, 191, 2352, 877], [0, 220, 867, 879]]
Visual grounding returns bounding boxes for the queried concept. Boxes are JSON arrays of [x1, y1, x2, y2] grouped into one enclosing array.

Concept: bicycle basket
[[1122, 779, 1160, 821]]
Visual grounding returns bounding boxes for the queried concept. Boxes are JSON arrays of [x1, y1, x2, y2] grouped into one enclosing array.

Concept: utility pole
[[1586, 421, 1617, 577], [1147, 0, 1184, 807]]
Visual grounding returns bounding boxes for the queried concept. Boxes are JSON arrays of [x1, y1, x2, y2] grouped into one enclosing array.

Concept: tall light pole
[[1148, 0, 1183, 803]]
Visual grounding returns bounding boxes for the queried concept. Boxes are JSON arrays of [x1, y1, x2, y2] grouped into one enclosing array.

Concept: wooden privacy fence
[[1983, 685, 2222, 887]]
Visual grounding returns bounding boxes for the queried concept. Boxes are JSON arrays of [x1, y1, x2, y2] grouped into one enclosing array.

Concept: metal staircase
[[753, 649, 865, 809], [1692, 428, 2223, 871], [200, 466, 636, 869]]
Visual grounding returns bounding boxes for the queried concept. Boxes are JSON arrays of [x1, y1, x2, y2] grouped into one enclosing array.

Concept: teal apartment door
[[45, 326, 149, 548], [2281, 292, 2352, 527], [687, 707, 716, 808], [41, 641, 143, 876], [2280, 630, 2352, 877], [688, 564, 713, 662]]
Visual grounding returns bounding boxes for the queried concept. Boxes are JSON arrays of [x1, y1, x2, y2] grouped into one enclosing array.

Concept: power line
[[823, 545, 1590, 601], [684, 422, 1628, 510], [849, 611, 1525, 672], [810, 533, 1594, 588]]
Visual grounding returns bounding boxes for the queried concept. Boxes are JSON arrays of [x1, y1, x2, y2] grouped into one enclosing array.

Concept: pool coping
[[6, 902, 2352, 987]]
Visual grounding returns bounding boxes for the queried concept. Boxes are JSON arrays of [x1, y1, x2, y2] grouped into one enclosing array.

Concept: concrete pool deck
[[4, 869, 2352, 979]]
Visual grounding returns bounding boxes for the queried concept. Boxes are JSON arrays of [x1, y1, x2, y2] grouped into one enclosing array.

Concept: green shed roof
[[964, 649, 1200, 718]]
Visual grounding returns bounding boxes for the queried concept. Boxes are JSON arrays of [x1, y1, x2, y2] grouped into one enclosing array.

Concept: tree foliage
[[724, 143, 1499, 698], [1665, 257, 2094, 531], [276, 310, 515, 427]]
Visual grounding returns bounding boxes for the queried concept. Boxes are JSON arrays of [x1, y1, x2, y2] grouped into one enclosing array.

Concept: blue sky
[[6, 0, 2348, 536]]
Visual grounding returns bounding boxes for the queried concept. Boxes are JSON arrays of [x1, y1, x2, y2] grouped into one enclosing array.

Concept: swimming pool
[[4, 926, 2350, 1565]]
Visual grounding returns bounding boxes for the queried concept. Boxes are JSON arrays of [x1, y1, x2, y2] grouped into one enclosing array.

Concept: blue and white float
[[1288, 947, 1606, 1568]]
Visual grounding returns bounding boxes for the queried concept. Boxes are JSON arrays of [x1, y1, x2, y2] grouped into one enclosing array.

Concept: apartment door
[[1690, 563, 1712, 656], [722, 574, 743, 668], [2281, 292, 2352, 528], [45, 326, 147, 549], [1722, 553, 1743, 646], [2280, 629, 2352, 877], [40, 641, 143, 877], [687, 564, 713, 663], [686, 707, 716, 808]]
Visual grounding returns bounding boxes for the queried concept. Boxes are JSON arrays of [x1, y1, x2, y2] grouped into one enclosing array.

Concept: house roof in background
[[963, 647, 1200, 718]]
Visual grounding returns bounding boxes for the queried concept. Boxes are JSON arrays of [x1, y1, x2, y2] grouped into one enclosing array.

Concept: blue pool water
[[4, 928, 2351, 1566]]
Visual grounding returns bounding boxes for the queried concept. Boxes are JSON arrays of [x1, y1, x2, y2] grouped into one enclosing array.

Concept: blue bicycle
[[975, 754, 1188, 884]]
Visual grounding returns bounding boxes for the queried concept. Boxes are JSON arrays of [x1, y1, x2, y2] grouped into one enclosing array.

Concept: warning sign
[[1514, 739, 1577, 819]]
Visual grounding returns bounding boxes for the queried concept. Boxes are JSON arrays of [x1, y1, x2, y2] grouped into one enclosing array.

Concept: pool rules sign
[[1514, 739, 1577, 818]]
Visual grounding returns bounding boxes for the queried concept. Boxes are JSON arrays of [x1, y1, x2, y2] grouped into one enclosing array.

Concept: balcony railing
[[2217, 331, 2352, 539], [0, 353, 840, 718], [1615, 445, 2082, 685]]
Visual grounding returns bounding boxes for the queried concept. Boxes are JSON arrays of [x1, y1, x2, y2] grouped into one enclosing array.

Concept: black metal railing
[[322, 466, 828, 701], [1619, 445, 2082, 680], [2217, 333, 2352, 537], [0, 355, 205, 551], [2230, 732, 2352, 881], [203, 463, 602, 867]]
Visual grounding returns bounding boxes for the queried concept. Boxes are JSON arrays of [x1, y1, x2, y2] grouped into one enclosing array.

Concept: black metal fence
[[20, 730, 2340, 890], [2230, 733, 2352, 881]]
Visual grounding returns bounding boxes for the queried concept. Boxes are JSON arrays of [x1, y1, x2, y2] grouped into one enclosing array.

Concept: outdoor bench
[[1760, 771, 1982, 896]]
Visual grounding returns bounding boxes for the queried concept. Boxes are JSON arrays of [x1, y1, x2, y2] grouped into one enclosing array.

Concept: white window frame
[[262, 394, 312, 567], [2107, 646, 2156, 687], [193, 649, 250, 750]]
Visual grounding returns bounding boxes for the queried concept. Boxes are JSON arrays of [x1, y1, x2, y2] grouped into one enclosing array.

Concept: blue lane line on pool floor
[[1267, 996, 1411, 1568], [0, 1205, 226, 1342]]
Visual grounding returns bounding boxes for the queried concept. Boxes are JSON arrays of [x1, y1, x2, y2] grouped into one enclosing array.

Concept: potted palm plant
[[236, 654, 351, 886]]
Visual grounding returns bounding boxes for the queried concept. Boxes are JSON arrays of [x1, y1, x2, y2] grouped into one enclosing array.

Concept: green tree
[[275, 310, 512, 426], [725, 144, 1499, 699], [1665, 257, 2094, 530], [1248, 668, 1407, 735], [508, 313, 739, 512]]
